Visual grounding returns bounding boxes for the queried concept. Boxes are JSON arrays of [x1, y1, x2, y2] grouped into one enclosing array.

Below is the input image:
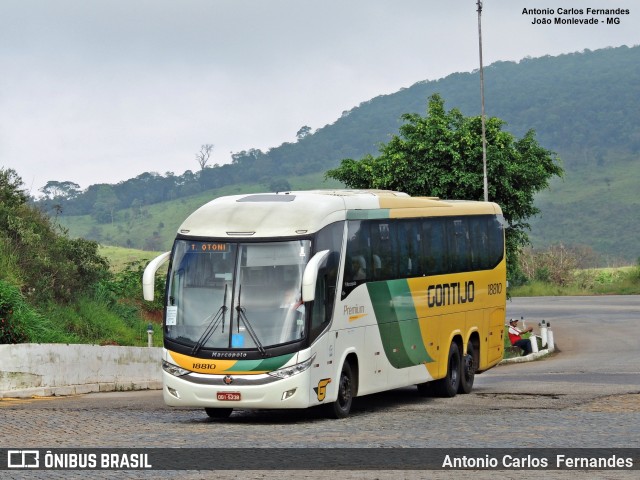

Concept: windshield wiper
[[235, 284, 267, 357], [191, 284, 228, 355]]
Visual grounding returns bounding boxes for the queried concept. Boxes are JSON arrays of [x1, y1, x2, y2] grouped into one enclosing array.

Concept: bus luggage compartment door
[[487, 308, 505, 365]]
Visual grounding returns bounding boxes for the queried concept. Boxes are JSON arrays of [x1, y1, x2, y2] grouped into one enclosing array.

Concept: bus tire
[[204, 407, 233, 419], [329, 361, 355, 419], [458, 342, 475, 394], [433, 342, 461, 398]]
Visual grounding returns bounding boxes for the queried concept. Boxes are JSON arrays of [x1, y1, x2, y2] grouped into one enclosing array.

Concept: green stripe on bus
[[367, 281, 433, 369], [346, 209, 390, 220], [227, 353, 295, 372]]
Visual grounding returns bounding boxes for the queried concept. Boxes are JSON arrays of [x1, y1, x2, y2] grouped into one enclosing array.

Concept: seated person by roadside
[[508, 318, 534, 355]]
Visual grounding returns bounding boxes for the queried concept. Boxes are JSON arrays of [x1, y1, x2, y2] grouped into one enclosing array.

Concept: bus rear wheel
[[433, 342, 461, 398], [204, 407, 233, 419], [458, 342, 476, 394], [328, 361, 354, 419]]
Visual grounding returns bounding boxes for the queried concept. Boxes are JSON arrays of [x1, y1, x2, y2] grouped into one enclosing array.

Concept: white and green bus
[[143, 190, 506, 418]]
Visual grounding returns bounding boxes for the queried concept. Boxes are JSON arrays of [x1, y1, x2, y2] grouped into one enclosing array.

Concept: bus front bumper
[[162, 370, 311, 410]]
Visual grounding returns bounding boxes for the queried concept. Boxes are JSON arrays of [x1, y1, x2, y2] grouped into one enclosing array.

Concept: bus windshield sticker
[[231, 334, 245, 348], [166, 306, 178, 326]]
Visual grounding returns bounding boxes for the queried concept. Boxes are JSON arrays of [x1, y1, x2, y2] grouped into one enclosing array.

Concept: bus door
[[307, 249, 338, 407]]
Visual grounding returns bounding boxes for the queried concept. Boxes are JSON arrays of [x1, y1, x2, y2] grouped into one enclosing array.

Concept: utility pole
[[477, 0, 489, 202]]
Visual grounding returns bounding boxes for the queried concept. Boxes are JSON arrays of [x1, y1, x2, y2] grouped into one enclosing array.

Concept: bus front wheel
[[433, 342, 461, 398], [329, 361, 355, 419]]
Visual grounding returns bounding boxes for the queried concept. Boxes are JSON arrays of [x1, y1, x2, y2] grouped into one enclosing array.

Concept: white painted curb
[[500, 348, 552, 364], [0, 344, 162, 399]]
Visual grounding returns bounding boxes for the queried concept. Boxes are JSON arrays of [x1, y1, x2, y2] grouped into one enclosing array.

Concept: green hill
[[51, 45, 640, 264], [529, 149, 639, 263], [58, 172, 343, 253]]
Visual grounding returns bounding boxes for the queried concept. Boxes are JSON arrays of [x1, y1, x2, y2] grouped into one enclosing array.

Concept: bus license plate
[[217, 392, 241, 401]]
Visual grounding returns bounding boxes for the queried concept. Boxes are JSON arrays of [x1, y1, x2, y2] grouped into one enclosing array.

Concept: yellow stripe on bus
[[169, 351, 241, 374]]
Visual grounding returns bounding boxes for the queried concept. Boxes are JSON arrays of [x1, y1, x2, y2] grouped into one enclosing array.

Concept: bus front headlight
[[162, 360, 190, 377], [268, 355, 315, 379]]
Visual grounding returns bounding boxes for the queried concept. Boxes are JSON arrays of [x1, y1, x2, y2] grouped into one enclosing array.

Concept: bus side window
[[311, 222, 343, 341], [449, 218, 470, 273], [469, 216, 489, 270], [399, 220, 420, 277], [423, 218, 447, 275], [488, 215, 505, 267], [370, 221, 398, 280], [342, 220, 371, 298]]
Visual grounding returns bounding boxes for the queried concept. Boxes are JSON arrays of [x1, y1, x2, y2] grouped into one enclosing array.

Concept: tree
[[195, 144, 214, 171], [296, 125, 312, 140], [91, 185, 119, 224], [326, 94, 564, 279], [39, 180, 81, 200], [0, 168, 28, 209], [266, 178, 291, 192]]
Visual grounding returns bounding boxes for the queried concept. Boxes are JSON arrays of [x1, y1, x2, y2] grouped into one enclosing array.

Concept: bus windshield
[[165, 239, 311, 352]]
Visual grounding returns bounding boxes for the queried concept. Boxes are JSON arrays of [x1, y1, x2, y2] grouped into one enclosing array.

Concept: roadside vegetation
[[510, 243, 640, 296], [0, 168, 164, 347]]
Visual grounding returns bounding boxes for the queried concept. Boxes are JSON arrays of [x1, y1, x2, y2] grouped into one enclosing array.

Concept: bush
[[517, 243, 580, 286], [0, 168, 110, 304], [0, 281, 28, 343], [98, 260, 165, 313], [629, 258, 640, 282], [0, 305, 27, 344]]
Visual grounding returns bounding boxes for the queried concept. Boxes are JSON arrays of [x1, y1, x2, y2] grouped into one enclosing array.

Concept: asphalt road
[[1, 295, 639, 478]]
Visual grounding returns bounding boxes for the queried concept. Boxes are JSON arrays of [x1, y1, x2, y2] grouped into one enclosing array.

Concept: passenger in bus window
[[372, 254, 382, 279], [352, 255, 367, 281]]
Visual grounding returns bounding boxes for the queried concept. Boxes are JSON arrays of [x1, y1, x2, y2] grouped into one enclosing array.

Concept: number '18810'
[[488, 283, 503, 295]]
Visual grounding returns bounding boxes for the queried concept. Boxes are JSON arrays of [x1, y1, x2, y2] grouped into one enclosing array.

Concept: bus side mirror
[[301, 250, 330, 303], [143, 252, 171, 301]]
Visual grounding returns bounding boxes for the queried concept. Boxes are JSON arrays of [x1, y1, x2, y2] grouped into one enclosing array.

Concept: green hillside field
[[530, 149, 640, 264], [59, 172, 343, 253]]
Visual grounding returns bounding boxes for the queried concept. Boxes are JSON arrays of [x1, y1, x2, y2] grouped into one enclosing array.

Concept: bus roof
[[177, 190, 503, 239]]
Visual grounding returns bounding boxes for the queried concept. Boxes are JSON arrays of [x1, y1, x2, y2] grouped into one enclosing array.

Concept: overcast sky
[[1, 0, 638, 194]]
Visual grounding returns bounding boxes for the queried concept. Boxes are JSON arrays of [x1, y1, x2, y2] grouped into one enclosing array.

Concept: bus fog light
[[167, 386, 180, 399], [282, 388, 297, 400]]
